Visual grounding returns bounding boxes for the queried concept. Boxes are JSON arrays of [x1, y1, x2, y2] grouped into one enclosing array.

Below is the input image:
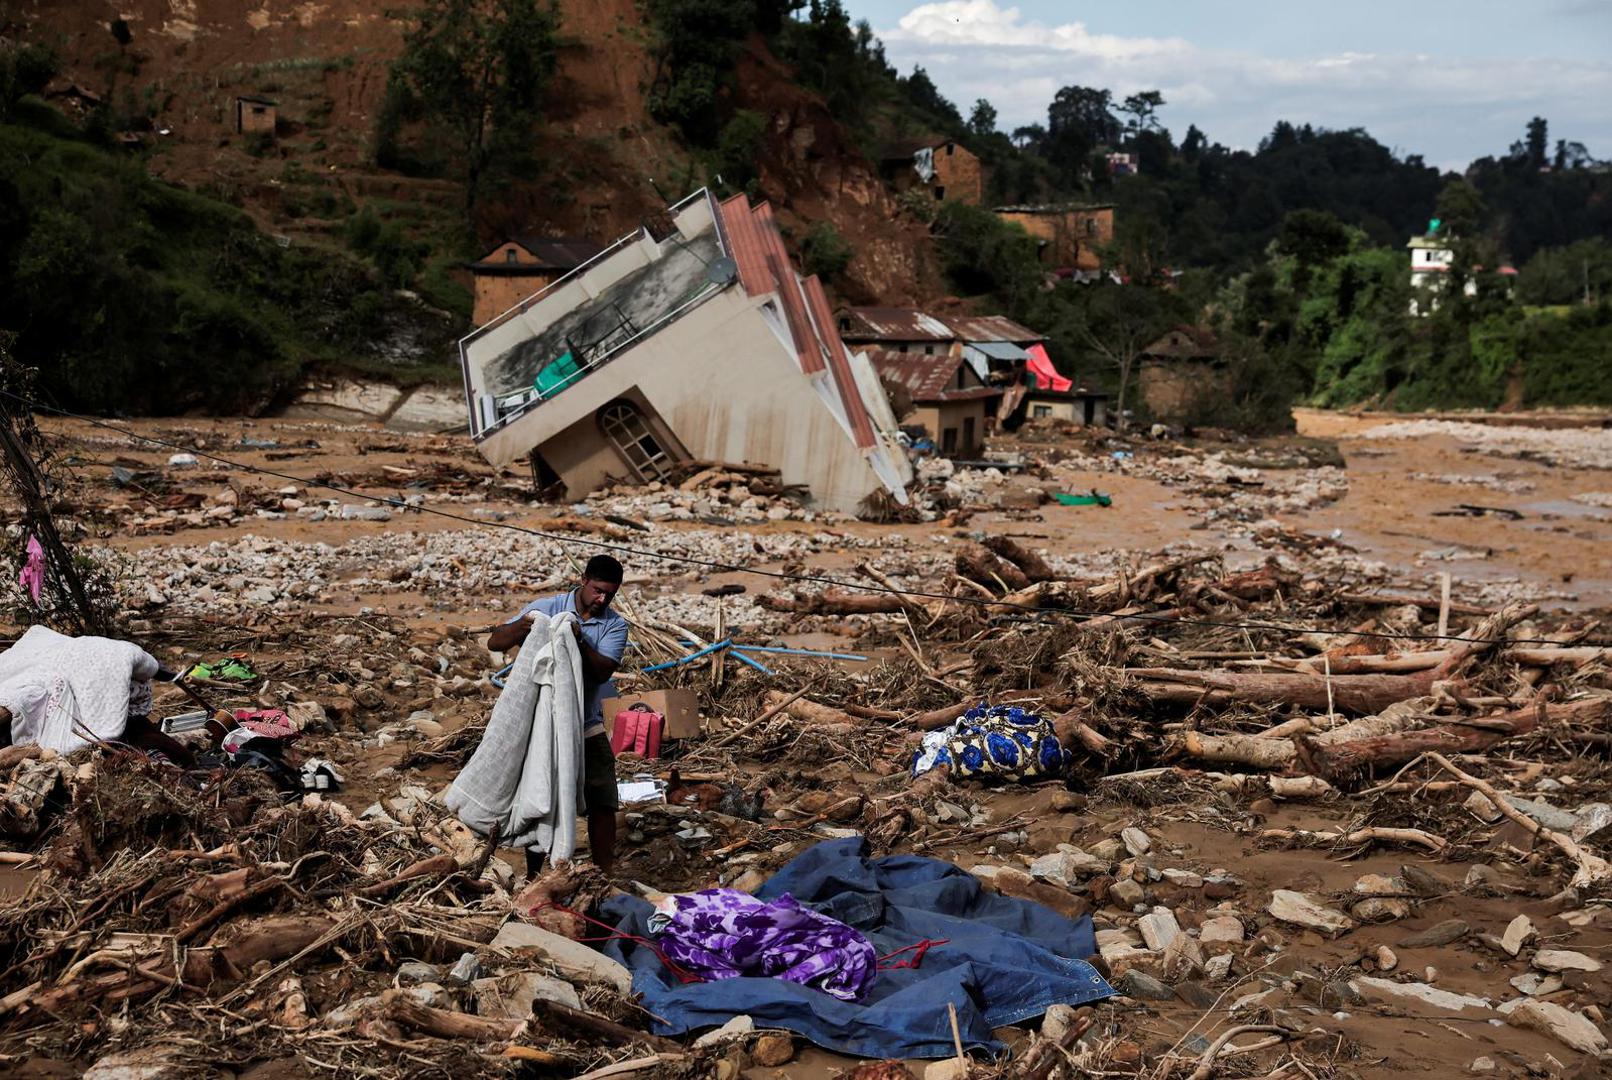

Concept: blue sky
[[845, 1, 1612, 169]]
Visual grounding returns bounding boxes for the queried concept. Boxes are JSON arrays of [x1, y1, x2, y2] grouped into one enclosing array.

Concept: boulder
[[491, 921, 633, 993], [1500, 998, 1609, 1055], [1268, 890, 1354, 935]]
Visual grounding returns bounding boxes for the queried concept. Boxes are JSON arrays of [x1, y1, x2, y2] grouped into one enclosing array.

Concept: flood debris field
[[2, 411, 1612, 1080]]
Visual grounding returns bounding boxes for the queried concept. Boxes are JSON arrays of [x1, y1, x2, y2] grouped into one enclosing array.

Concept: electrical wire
[[4, 386, 1605, 649]]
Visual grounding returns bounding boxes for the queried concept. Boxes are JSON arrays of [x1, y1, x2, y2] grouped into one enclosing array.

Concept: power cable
[[4, 387, 1605, 650]]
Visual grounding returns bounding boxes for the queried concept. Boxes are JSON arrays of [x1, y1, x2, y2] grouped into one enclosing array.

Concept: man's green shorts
[[583, 733, 619, 813]]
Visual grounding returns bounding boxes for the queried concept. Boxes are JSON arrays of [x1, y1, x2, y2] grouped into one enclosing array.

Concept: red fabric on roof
[[803, 275, 876, 450], [1025, 344, 1071, 392]]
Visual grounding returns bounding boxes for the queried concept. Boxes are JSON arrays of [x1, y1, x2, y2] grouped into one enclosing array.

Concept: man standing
[[488, 554, 627, 876]]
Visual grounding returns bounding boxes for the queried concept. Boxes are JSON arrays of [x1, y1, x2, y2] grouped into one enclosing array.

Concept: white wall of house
[[478, 289, 908, 513]]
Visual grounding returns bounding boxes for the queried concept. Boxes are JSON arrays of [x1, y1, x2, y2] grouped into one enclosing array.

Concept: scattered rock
[[1532, 948, 1602, 973], [753, 1033, 796, 1067], [923, 1060, 968, 1080], [1199, 916, 1245, 949], [1110, 879, 1146, 908], [1469, 1056, 1496, 1073], [1117, 969, 1175, 1002], [1500, 998, 1610, 1054], [1375, 945, 1398, 972], [1509, 972, 1564, 997], [1398, 919, 1469, 948], [490, 921, 633, 993], [1137, 907, 1182, 952], [473, 971, 583, 1017], [694, 1014, 755, 1048], [1042, 1004, 1081, 1044], [1348, 977, 1493, 1015], [1268, 890, 1354, 935], [1120, 827, 1151, 856], [1500, 914, 1535, 957]]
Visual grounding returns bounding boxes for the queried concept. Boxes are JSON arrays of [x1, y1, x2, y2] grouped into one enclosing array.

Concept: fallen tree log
[[762, 691, 856, 727], [1051, 707, 1113, 757], [956, 545, 1031, 593], [981, 536, 1056, 582], [384, 989, 525, 1041], [755, 590, 905, 616], [1309, 697, 1611, 780]]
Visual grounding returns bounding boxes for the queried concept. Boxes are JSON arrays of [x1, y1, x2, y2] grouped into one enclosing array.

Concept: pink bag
[[610, 705, 664, 760]]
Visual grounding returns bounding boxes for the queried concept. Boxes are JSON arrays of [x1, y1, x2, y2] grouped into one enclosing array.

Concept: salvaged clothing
[[602, 837, 1112, 1059], [508, 592, 628, 737], [0, 625, 160, 753], [911, 704, 1068, 781], [446, 610, 587, 859], [649, 889, 877, 1002]]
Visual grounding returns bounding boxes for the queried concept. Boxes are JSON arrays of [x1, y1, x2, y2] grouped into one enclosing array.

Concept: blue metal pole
[[730, 644, 869, 662]]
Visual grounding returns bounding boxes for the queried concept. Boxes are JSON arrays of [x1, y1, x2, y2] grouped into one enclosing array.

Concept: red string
[[526, 901, 705, 985], [878, 938, 948, 970]]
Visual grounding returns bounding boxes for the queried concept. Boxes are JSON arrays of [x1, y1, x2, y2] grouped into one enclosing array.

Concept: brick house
[[468, 236, 605, 327], [879, 137, 983, 205], [234, 96, 277, 137], [993, 203, 1114, 275], [1137, 325, 1224, 420]]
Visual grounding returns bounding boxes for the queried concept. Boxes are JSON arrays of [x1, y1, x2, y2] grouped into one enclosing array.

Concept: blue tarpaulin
[[599, 837, 1113, 1060]]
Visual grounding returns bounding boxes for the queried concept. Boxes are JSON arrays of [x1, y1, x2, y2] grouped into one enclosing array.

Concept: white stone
[[924, 1060, 969, 1080], [1042, 1003, 1081, 1045], [1469, 1057, 1496, 1073], [1120, 827, 1151, 856], [1268, 890, 1355, 934], [1348, 977, 1493, 1015], [1509, 972, 1564, 997], [1137, 907, 1182, 952], [1533, 949, 1602, 973], [1375, 945, 1398, 972], [1161, 868, 1203, 888], [694, 1014, 755, 1048], [1204, 953, 1234, 980], [1199, 916, 1246, 947], [83, 1049, 185, 1080], [1500, 914, 1535, 958], [491, 921, 633, 993], [1500, 998, 1609, 1055]]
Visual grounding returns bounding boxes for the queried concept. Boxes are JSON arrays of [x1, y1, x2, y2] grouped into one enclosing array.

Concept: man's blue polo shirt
[[509, 591, 628, 737]]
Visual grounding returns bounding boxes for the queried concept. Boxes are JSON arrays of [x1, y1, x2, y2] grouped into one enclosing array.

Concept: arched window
[[599, 401, 673, 481]]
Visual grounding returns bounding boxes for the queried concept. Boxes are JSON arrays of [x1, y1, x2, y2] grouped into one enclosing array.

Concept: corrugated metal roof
[[755, 202, 826, 378], [841, 307, 957, 342], [867, 349, 1001, 404], [943, 315, 1040, 344], [717, 194, 770, 297]]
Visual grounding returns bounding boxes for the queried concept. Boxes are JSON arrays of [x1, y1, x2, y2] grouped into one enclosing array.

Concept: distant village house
[[1136, 325, 1223, 421], [879, 137, 983, 205], [1407, 221, 1516, 316], [992, 203, 1115, 279], [839, 307, 1105, 452], [457, 191, 911, 514], [234, 96, 277, 137], [469, 237, 605, 326]]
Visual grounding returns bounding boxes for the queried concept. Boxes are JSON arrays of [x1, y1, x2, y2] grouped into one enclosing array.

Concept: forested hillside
[[1, 0, 1609, 420]]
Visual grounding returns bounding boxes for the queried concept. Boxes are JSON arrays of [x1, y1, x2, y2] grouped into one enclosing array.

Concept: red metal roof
[[803, 275, 876, 450], [867, 349, 1000, 404], [942, 314, 1040, 344], [717, 194, 770, 296]]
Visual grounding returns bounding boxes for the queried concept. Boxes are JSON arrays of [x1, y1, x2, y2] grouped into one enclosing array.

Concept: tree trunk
[[981, 536, 1056, 583]]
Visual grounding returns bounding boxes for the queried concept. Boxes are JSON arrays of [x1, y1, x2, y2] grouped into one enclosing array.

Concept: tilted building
[[457, 191, 911, 514]]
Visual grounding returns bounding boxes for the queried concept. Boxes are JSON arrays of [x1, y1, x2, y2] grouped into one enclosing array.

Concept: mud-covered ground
[[3, 409, 1611, 1079]]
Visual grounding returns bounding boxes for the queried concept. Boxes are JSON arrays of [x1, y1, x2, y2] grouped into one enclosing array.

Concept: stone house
[[993, 203, 1114, 275], [1137, 325, 1224, 420]]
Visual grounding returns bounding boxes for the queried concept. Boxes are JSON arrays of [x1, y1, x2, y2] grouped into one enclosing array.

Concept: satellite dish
[[707, 256, 738, 287]]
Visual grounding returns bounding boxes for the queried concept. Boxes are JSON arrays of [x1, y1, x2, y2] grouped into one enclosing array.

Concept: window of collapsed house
[[505, 248, 519, 263], [598, 400, 674, 482], [933, 186, 946, 201], [1033, 405, 1052, 418]]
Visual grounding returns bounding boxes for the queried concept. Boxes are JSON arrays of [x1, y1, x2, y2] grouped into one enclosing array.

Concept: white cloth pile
[[0, 625, 160, 753], [446, 610, 587, 860]]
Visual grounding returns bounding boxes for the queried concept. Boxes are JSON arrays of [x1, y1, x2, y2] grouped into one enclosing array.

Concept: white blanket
[[0, 625, 160, 753], [446, 611, 586, 860]]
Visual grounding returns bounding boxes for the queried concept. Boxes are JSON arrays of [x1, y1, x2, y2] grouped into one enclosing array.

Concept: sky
[[846, 1, 1612, 170]]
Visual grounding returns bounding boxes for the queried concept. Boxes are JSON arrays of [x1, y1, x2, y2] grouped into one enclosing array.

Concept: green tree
[[1067, 282, 1179, 427], [644, 0, 757, 145], [384, 0, 560, 219], [967, 98, 997, 137], [0, 35, 59, 121], [801, 220, 853, 282], [1119, 90, 1164, 138]]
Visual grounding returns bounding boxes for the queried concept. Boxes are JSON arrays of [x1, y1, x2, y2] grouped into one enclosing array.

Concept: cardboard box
[[603, 688, 701, 740]]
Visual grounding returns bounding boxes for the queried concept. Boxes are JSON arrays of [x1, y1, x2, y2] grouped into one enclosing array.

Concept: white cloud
[[876, 0, 1612, 163]]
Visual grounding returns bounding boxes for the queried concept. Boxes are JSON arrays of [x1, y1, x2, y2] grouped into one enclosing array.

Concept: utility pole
[[0, 343, 112, 636]]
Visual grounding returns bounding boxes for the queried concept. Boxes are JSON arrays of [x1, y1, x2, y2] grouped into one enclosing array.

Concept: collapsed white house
[[457, 191, 911, 514]]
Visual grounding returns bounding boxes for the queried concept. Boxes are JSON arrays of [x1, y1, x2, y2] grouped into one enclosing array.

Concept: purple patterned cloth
[[649, 888, 877, 1002]]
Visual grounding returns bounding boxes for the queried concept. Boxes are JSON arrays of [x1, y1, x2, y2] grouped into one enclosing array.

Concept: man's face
[[577, 576, 620, 617]]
